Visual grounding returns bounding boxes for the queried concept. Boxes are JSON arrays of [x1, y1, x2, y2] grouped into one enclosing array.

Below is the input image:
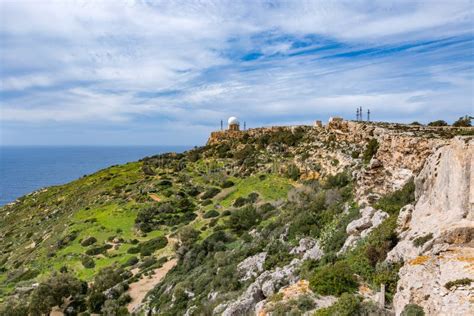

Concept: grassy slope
[[0, 153, 294, 302]]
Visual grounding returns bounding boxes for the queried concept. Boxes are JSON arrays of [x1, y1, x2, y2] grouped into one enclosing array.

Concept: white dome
[[228, 116, 240, 125]]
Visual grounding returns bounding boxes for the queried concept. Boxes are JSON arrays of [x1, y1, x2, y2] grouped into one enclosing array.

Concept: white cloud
[[0, 0, 472, 144]]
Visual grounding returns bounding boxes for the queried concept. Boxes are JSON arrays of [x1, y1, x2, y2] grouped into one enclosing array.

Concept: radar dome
[[228, 116, 240, 125]]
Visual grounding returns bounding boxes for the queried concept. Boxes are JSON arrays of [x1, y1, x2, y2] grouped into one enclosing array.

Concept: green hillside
[[0, 125, 420, 315]]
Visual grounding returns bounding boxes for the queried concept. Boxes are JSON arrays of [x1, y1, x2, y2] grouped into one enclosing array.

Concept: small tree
[[453, 115, 472, 127], [363, 138, 379, 163]]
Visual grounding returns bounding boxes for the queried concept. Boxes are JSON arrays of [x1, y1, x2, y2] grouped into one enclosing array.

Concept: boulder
[[237, 252, 267, 281]]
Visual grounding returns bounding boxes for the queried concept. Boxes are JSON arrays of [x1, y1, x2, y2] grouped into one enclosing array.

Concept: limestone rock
[[237, 252, 267, 281], [388, 137, 474, 315], [339, 206, 389, 254], [220, 259, 301, 316]]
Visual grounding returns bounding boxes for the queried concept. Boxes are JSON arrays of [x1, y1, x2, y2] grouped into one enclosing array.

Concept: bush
[[227, 206, 261, 233], [201, 187, 221, 199], [221, 180, 235, 188], [29, 273, 86, 315], [92, 266, 127, 293], [413, 233, 433, 247], [258, 202, 275, 214], [88, 291, 106, 313], [427, 120, 448, 127], [233, 196, 248, 207], [286, 163, 300, 180], [101, 299, 129, 315], [323, 172, 351, 189], [247, 192, 259, 203], [127, 247, 140, 254], [86, 244, 111, 256], [363, 138, 379, 163], [139, 257, 157, 270], [453, 115, 472, 127], [81, 236, 97, 247], [139, 236, 168, 256], [375, 179, 415, 214], [310, 261, 358, 296], [401, 304, 425, 316], [135, 199, 197, 232], [314, 293, 361, 316], [81, 256, 95, 269], [203, 210, 220, 219], [122, 256, 139, 267]]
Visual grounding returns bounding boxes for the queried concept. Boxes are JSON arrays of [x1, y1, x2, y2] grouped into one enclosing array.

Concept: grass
[[218, 174, 293, 207]]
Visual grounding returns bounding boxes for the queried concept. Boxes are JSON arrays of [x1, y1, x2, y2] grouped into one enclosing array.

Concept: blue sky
[[0, 0, 473, 145]]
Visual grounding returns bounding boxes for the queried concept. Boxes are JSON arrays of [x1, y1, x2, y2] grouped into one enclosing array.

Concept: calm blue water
[[0, 146, 191, 206]]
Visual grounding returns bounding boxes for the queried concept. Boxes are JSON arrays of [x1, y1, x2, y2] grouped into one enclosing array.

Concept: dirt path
[[127, 258, 177, 313]]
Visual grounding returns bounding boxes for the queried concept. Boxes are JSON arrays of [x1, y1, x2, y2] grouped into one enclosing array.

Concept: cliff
[[1, 120, 472, 315]]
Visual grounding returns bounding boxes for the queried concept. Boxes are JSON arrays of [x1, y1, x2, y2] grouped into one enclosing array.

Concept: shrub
[[401, 304, 425, 316], [427, 120, 448, 127], [324, 172, 350, 189], [233, 196, 248, 207], [452, 115, 472, 127], [363, 138, 379, 163], [310, 261, 358, 296], [139, 236, 168, 256], [81, 236, 97, 247], [258, 202, 275, 214], [81, 256, 95, 269], [122, 256, 139, 267], [0, 297, 29, 316], [127, 247, 140, 254], [92, 266, 127, 293], [203, 210, 220, 219], [101, 299, 129, 315], [139, 257, 157, 270], [286, 163, 300, 180], [247, 192, 259, 203], [351, 150, 360, 158], [88, 291, 107, 313], [201, 187, 221, 199], [179, 227, 200, 248], [444, 278, 472, 290], [56, 231, 79, 249], [86, 244, 111, 256], [29, 273, 86, 315], [410, 121, 422, 125], [227, 206, 261, 234], [314, 293, 361, 316], [375, 179, 415, 214], [221, 180, 235, 188], [413, 233, 433, 247]]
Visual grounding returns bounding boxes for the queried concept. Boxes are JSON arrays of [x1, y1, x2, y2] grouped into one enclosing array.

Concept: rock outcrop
[[387, 137, 474, 315], [338, 206, 389, 254], [218, 237, 326, 316], [237, 252, 267, 282]]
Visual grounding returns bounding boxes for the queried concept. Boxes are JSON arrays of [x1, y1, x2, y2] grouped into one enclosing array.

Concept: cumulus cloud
[[0, 0, 473, 144]]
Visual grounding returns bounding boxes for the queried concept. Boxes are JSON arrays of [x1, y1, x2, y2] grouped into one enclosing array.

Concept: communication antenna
[[360, 106, 363, 121], [244, 121, 246, 130], [367, 109, 371, 122], [356, 108, 360, 121], [220, 119, 223, 131]]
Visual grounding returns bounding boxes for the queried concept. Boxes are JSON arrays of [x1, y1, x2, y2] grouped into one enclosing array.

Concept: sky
[[0, 0, 473, 146]]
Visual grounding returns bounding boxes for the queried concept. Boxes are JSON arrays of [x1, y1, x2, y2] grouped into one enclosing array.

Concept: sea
[[0, 145, 192, 206]]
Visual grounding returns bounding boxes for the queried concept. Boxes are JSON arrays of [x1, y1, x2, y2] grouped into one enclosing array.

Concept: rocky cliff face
[[387, 137, 473, 315]]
